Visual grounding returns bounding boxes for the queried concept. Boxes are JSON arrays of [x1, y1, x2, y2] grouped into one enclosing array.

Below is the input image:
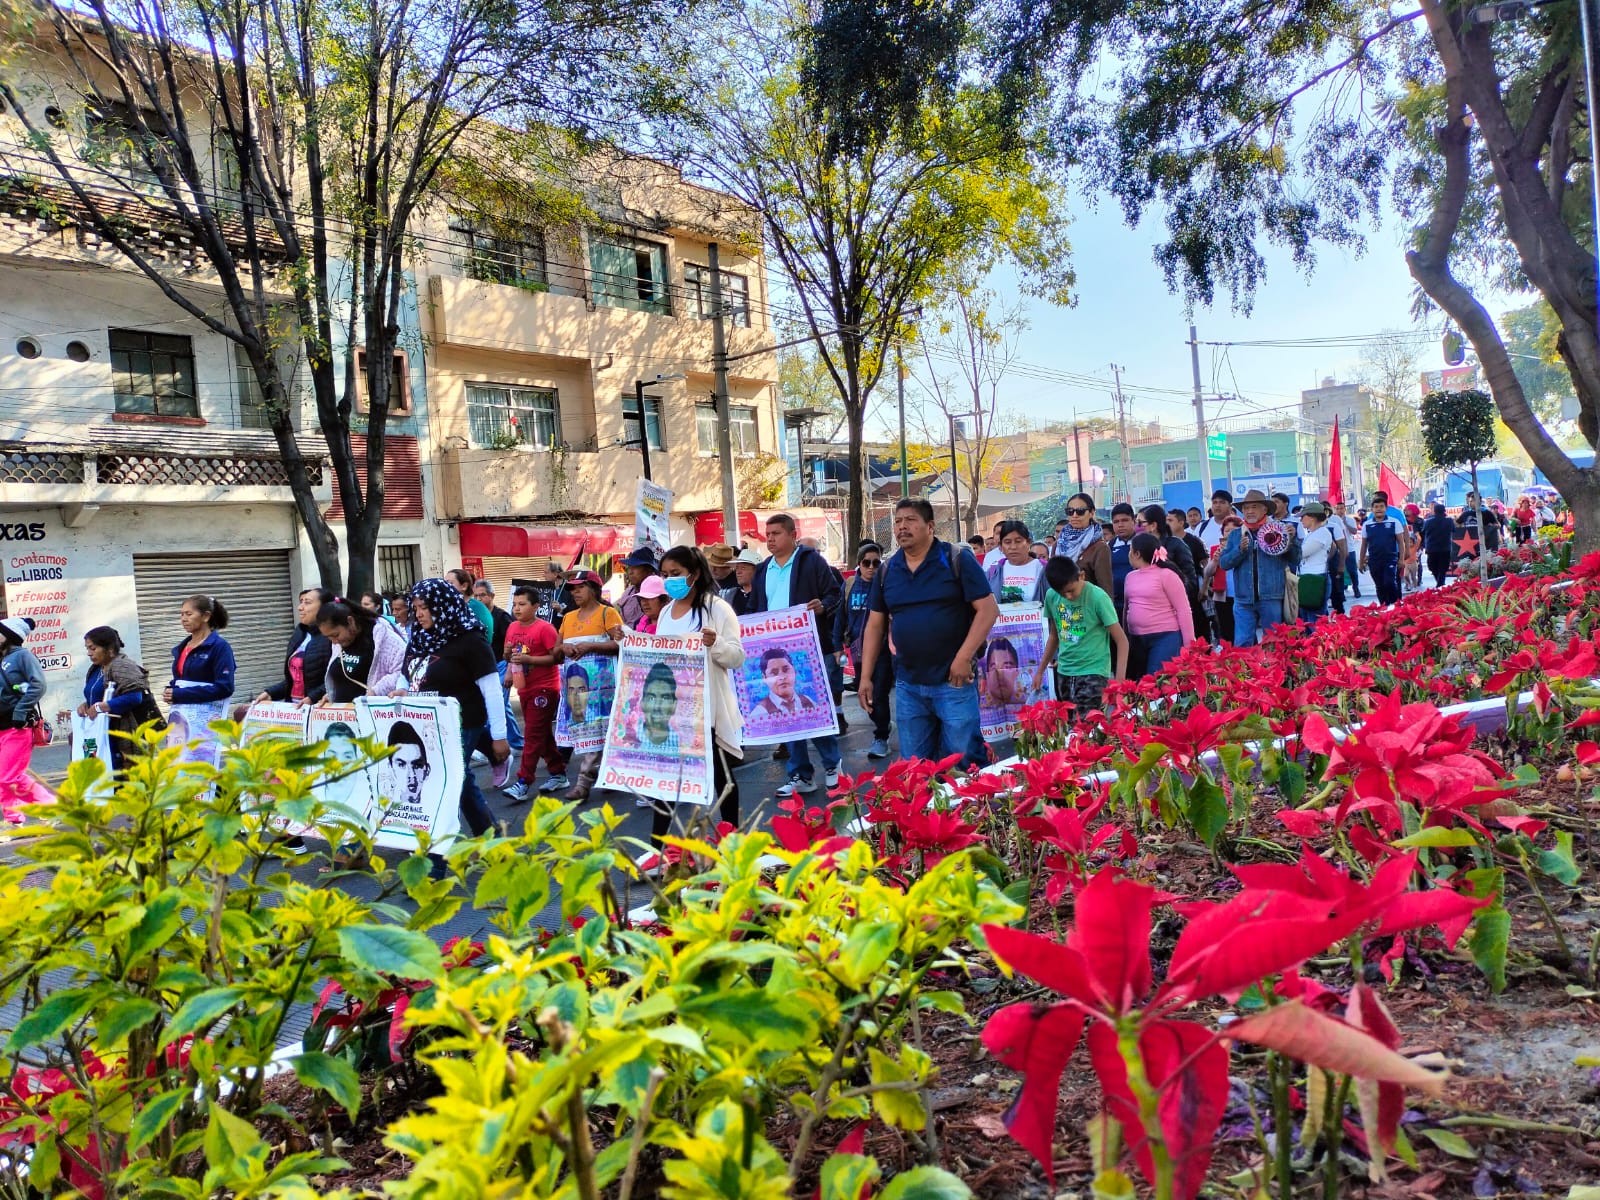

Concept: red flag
[[1327, 416, 1344, 505], [1378, 462, 1411, 503]]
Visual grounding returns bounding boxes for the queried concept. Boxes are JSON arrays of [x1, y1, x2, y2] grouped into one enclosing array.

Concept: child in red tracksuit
[[501, 586, 565, 803]]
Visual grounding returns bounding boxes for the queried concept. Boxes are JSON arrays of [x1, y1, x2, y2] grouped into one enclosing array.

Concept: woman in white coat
[[653, 545, 745, 843]]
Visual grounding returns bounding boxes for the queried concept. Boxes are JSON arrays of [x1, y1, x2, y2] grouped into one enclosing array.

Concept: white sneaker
[[539, 774, 571, 793], [824, 768, 841, 788], [470, 751, 489, 766], [777, 777, 817, 798], [502, 779, 529, 802]]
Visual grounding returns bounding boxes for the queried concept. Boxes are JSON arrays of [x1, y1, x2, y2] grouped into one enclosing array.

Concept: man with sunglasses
[[836, 542, 893, 757]]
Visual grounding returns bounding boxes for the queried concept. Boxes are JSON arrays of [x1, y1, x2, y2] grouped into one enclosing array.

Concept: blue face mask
[[662, 576, 691, 600]]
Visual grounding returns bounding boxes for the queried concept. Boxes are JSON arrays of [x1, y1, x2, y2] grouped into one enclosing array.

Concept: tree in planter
[[662, 0, 1072, 559], [1420, 387, 1499, 570], [794, 0, 1600, 549], [0, 0, 686, 593]]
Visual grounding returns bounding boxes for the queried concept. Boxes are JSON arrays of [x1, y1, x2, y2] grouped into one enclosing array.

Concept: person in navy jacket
[[164, 593, 236, 709]]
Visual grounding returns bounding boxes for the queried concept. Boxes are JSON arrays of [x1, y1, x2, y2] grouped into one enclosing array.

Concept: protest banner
[[166, 698, 231, 768], [555, 635, 615, 755], [978, 603, 1055, 743], [598, 633, 712, 805], [733, 605, 836, 746], [634, 478, 673, 561], [361, 696, 464, 851], [238, 701, 305, 745], [306, 704, 375, 825]]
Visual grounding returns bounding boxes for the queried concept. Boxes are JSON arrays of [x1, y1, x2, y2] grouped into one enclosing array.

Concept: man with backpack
[[859, 498, 997, 764]]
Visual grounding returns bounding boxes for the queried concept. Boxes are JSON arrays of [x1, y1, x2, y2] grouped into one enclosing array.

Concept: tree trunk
[[845, 364, 867, 564]]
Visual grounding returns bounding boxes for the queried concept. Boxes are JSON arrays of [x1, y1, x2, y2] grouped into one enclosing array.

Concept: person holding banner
[[317, 598, 407, 702], [555, 570, 624, 803], [751, 514, 842, 797], [652, 545, 745, 840], [402, 578, 507, 838], [502, 586, 567, 802], [251, 588, 334, 713], [984, 520, 1047, 604]]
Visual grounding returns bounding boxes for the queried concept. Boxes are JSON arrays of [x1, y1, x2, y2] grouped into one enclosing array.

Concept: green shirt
[[1045, 582, 1118, 679], [468, 598, 494, 644]]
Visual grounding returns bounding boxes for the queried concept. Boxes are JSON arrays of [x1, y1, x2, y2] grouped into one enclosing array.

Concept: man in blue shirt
[[752, 513, 842, 795], [859, 498, 999, 764], [1359, 490, 1410, 606]]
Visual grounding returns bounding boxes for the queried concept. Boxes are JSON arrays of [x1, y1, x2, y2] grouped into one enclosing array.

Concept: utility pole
[[1111, 364, 1133, 504], [708, 243, 738, 543], [897, 344, 909, 497], [632, 379, 653, 482], [1188, 324, 1215, 501], [1072, 407, 1083, 496], [948, 413, 962, 543]]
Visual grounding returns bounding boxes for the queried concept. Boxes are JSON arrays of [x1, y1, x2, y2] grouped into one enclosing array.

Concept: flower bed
[[1, 553, 1597, 1198]]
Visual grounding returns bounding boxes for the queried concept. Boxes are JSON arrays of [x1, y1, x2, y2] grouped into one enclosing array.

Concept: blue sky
[[871, 196, 1513, 440]]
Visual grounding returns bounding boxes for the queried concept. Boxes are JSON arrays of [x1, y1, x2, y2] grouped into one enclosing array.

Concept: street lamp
[[948, 410, 980, 541], [632, 373, 686, 482]]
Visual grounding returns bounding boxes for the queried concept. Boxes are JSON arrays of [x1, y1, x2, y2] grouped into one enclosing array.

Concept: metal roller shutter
[[133, 551, 294, 703]]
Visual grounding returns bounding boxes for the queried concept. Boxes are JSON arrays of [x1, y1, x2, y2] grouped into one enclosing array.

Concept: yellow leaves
[[867, 1046, 935, 1130]]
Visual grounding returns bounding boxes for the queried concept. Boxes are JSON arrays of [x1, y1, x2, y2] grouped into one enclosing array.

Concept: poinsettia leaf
[[1148, 1020, 1229, 1200], [1468, 904, 1510, 993], [1166, 892, 1356, 1003], [1372, 888, 1490, 949], [1346, 985, 1406, 1177], [1224, 1000, 1445, 1095], [980, 1002, 1087, 1182], [980, 924, 1095, 1004], [1070, 871, 1155, 1010]]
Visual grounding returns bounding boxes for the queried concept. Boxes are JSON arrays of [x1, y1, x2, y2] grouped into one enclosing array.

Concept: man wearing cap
[[617, 547, 658, 630], [704, 544, 738, 590], [1218, 489, 1300, 646], [1359, 491, 1409, 606], [721, 547, 763, 616], [752, 513, 842, 796]]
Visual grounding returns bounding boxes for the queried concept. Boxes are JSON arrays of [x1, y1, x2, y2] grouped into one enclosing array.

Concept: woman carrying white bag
[[76, 626, 160, 773]]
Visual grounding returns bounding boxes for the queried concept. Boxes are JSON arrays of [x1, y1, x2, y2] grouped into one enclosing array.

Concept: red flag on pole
[[1327, 416, 1344, 505], [1378, 462, 1411, 503]]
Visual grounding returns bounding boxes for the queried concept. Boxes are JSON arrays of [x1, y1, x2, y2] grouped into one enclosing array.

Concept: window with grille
[[696, 403, 758, 455], [450, 215, 546, 288], [589, 236, 670, 315], [109, 328, 198, 417], [378, 545, 419, 595], [1249, 450, 1276, 474], [622, 394, 664, 451], [466, 384, 560, 448], [684, 264, 751, 327], [354, 349, 413, 416], [1161, 458, 1188, 484]]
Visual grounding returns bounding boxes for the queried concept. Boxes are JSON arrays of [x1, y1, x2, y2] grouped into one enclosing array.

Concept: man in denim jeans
[[858, 498, 998, 764]]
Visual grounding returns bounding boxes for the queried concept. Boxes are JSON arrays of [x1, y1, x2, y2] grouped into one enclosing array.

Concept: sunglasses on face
[[1066, 507, 1090, 516], [860, 558, 880, 566]]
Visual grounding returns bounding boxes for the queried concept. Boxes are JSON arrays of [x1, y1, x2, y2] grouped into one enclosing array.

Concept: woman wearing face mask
[[77, 625, 157, 771], [317, 597, 407, 702], [651, 545, 745, 847], [1054, 493, 1113, 595]]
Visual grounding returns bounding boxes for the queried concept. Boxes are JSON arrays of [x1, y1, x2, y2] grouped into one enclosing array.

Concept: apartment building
[[421, 152, 781, 596], [0, 41, 444, 729], [1087, 426, 1325, 511]]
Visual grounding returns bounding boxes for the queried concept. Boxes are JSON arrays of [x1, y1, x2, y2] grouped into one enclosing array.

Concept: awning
[[692, 508, 835, 545], [459, 522, 634, 559]]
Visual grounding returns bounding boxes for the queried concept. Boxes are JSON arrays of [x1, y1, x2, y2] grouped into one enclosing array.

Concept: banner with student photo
[[555, 635, 615, 754], [238, 701, 306, 746], [978, 603, 1054, 743], [306, 704, 376, 827], [363, 696, 463, 851], [733, 606, 836, 746], [635, 478, 673, 561], [165, 698, 231, 768], [598, 633, 713, 806]]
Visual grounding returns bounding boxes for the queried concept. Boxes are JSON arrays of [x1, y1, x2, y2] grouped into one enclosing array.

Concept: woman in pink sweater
[[1123, 533, 1196, 678]]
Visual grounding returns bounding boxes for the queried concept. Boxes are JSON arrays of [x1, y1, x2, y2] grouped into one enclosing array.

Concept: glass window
[[233, 342, 275, 429], [466, 383, 560, 448], [684, 264, 752, 328], [84, 99, 176, 180], [1161, 458, 1188, 484], [696, 403, 758, 455], [589, 236, 670, 315], [450, 215, 546, 288], [378, 545, 419, 595], [109, 328, 197, 417], [1249, 450, 1276, 474], [1126, 462, 1147, 491], [622, 394, 664, 451]]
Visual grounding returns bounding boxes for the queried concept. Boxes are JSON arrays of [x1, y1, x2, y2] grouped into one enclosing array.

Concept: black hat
[[620, 547, 658, 569]]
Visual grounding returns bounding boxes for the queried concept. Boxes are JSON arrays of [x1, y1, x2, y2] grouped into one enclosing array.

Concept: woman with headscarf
[[651, 545, 745, 847], [0, 617, 51, 819], [317, 597, 407, 702], [400, 577, 507, 841], [1054, 493, 1113, 595], [77, 625, 157, 771]]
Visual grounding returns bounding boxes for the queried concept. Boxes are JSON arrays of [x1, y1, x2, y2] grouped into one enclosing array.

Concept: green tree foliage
[[1502, 301, 1577, 423], [795, 0, 1600, 547], [663, 0, 1072, 556], [1420, 387, 1498, 475]]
